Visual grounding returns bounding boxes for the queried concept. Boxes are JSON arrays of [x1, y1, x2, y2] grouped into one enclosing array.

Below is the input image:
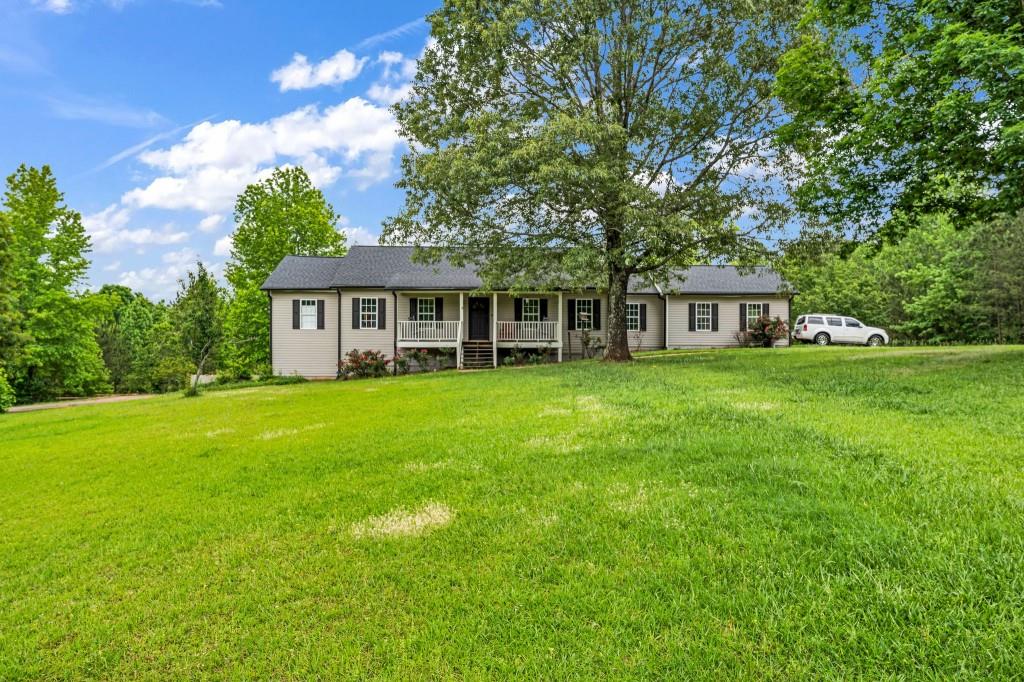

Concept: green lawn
[[2, 347, 1024, 679]]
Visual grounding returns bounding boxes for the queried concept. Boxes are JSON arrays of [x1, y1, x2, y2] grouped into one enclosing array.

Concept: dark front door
[[468, 297, 490, 340]]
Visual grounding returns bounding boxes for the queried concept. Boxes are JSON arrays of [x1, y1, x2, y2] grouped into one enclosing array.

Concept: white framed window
[[300, 299, 317, 330], [627, 302, 640, 331], [522, 298, 540, 322], [746, 303, 763, 329], [576, 299, 593, 330], [417, 297, 435, 322], [360, 297, 378, 329], [696, 302, 712, 331]]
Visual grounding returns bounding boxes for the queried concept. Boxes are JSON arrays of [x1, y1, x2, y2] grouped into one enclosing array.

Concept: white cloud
[[366, 50, 418, 105], [122, 96, 400, 210], [31, 0, 72, 13], [271, 49, 367, 92], [103, 260, 120, 272], [213, 234, 233, 257], [83, 204, 189, 252], [343, 226, 379, 246], [118, 249, 223, 300], [197, 213, 225, 232], [162, 247, 201, 266]]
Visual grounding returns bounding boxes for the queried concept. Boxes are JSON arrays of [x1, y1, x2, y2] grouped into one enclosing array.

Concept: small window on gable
[[696, 302, 712, 331], [360, 297, 378, 329], [626, 302, 640, 331], [417, 297, 435, 322], [300, 299, 317, 330], [522, 298, 540, 322], [746, 303, 763, 329], [575, 298, 593, 330]]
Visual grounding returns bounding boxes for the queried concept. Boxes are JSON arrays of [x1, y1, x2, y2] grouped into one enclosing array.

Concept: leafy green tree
[[775, 0, 1024, 240], [91, 284, 143, 390], [0, 165, 109, 401], [0, 366, 13, 413], [780, 213, 1024, 344], [385, 0, 798, 360], [173, 262, 224, 395], [966, 212, 1024, 343], [223, 167, 346, 376]]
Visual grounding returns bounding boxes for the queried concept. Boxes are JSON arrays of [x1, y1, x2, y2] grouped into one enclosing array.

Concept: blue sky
[[0, 0, 439, 299]]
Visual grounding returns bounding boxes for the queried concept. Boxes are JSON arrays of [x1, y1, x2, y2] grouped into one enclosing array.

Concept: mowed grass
[[2, 347, 1024, 679]]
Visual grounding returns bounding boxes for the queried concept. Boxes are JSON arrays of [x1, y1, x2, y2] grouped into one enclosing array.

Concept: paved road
[[7, 394, 156, 413]]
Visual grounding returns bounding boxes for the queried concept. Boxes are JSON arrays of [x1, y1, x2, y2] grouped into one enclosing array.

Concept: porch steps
[[462, 341, 494, 369]]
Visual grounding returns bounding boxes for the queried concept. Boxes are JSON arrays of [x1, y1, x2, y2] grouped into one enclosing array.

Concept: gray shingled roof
[[332, 246, 483, 289], [661, 265, 788, 295], [261, 246, 790, 295], [259, 255, 343, 290]]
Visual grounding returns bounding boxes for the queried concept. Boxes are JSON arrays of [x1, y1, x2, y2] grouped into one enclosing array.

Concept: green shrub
[[340, 349, 391, 379], [748, 315, 790, 347], [0, 367, 15, 413]]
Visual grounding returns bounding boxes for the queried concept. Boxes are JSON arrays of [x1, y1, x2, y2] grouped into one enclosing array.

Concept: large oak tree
[[384, 0, 797, 360]]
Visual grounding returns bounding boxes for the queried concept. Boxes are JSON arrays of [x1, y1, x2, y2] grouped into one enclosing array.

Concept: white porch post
[[557, 291, 564, 362], [458, 292, 464, 369], [492, 292, 498, 367]]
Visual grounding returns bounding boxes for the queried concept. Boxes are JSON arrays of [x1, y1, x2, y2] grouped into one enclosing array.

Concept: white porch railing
[[398, 320, 461, 343], [497, 321, 558, 342]]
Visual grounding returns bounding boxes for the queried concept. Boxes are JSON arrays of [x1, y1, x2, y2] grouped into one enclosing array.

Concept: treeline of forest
[[781, 212, 1024, 345], [0, 164, 345, 410]]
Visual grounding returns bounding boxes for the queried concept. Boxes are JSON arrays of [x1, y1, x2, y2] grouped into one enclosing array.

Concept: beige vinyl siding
[[559, 293, 667, 356], [666, 295, 791, 348], [271, 290, 337, 379], [341, 290, 395, 359], [625, 294, 665, 351], [397, 293, 462, 323]]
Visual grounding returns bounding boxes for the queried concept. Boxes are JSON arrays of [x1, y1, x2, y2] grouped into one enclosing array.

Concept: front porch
[[395, 291, 564, 368]]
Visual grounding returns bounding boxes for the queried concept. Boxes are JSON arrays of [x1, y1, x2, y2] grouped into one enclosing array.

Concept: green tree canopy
[[173, 261, 224, 394], [385, 0, 798, 360], [0, 165, 109, 401], [775, 0, 1024, 240], [223, 166, 346, 375]]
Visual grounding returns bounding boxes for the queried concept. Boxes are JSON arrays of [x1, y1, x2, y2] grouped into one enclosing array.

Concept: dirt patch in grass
[[258, 423, 325, 440], [351, 502, 454, 539], [732, 401, 777, 412], [205, 428, 235, 438], [405, 459, 455, 473]]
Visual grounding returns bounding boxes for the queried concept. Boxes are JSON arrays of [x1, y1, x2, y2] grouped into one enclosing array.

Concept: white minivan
[[793, 314, 890, 346]]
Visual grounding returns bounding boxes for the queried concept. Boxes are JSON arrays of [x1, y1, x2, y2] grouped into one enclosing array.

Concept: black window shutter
[[711, 303, 719, 332], [409, 297, 418, 321], [593, 299, 601, 330], [688, 303, 696, 332], [739, 303, 747, 331], [292, 299, 300, 329], [514, 298, 523, 322], [352, 298, 360, 329], [435, 297, 443, 320], [317, 299, 325, 330], [540, 298, 548, 320], [377, 298, 387, 330], [763, 303, 769, 318], [640, 303, 647, 331], [567, 299, 576, 330]]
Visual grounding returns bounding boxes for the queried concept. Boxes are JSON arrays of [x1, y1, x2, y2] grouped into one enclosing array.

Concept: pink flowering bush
[[339, 349, 390, 379], [748, 315, 790, 347]]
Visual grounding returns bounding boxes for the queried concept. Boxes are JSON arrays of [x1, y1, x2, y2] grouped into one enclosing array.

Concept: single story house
[[260, 246, 794, 378]]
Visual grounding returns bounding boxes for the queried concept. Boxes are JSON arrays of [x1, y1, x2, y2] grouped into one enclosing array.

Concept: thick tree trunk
[[604, 267, 632, 362]]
